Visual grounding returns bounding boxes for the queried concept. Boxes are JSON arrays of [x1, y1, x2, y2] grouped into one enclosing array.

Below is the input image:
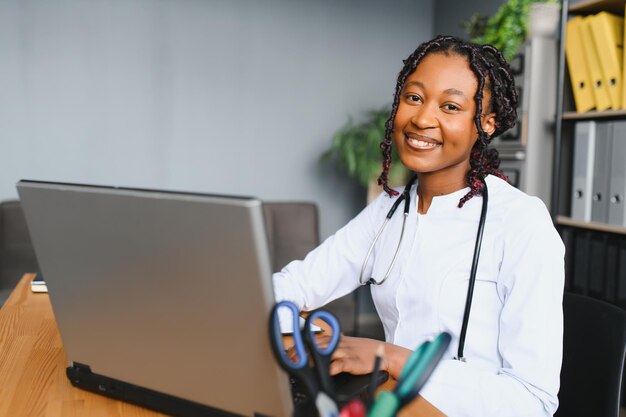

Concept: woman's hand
[[318, 335, 412, 378], [325, 335, 384, 376], [286, 334, 412, 379]]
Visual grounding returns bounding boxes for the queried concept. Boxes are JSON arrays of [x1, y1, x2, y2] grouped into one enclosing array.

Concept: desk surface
[[0, 274, 444, 417]]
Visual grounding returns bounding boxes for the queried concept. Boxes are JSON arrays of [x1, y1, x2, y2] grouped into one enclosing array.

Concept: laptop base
[[67, 363, 388, 417], [67, 363, 269, 417]]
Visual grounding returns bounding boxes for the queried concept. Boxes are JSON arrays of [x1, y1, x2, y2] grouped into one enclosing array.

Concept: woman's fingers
[[329, 358, 346, 375], [287, 335, 384, 376], [312, 333, 333, 349], [331, 336, 386, 375], [286, 345, 299, 362]]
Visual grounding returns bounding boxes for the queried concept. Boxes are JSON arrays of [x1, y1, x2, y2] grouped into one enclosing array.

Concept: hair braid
[[377, 35, 518, 207]]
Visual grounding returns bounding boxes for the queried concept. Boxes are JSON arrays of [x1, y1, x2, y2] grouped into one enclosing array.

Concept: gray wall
[[0, 0, 434, 239]]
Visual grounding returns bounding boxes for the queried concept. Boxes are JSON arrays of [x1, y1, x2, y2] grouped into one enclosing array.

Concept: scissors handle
[[269, 301, 319, 398], [304, 309, 341, 398]]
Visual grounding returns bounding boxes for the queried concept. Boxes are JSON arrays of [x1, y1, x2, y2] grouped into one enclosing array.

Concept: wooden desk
[[0, 274, 445, 417]]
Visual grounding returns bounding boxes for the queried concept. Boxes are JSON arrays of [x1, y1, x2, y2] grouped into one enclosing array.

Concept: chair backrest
[[555, 292, 626, 417], [0, 200, 40, 303], [262, 202, 320, 273]]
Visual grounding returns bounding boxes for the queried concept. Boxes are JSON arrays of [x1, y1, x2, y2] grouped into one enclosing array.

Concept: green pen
[[367, 332, 451, 417]]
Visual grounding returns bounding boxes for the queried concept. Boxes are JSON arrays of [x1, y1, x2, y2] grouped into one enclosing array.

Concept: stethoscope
[[358, 174, 489, 362]]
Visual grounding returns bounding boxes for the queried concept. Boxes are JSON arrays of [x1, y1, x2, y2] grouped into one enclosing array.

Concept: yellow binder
[[623, 4, 626, 109], [589, 12, 624, 109], [565, 16, 595, 112], [581, 16, 612, 111]]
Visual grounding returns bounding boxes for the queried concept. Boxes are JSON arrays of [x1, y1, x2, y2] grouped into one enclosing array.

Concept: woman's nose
[[409, 104, 437, 129]]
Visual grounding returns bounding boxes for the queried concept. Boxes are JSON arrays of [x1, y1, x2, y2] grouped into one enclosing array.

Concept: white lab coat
[[272, 174, 565, 417]]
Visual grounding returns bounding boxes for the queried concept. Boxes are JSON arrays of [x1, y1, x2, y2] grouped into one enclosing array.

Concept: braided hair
[[377, 35, 518, 207]]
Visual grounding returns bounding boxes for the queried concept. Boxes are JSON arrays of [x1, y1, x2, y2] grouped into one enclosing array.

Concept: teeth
[[408, 137, 438, 148]]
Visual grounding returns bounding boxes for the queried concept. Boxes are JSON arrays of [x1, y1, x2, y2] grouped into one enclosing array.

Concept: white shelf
[[556, 216, 626, 235], [562, 109, 626, 120]]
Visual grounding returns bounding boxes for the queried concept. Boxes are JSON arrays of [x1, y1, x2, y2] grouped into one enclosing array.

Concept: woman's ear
[[481, 112, 496, 137]]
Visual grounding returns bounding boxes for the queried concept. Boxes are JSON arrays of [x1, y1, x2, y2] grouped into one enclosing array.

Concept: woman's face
[[393, 52, 495, 181]]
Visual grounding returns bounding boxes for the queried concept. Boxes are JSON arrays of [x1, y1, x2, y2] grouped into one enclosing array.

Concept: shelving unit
[[553, 0, 626, 309], [551, 1, 626, 409]]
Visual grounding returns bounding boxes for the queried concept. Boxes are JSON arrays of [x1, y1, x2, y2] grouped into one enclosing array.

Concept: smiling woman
[[273, 35, 564, 417], [378, 36, 518, 213]]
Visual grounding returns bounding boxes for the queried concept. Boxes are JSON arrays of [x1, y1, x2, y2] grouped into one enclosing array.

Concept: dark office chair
[[555, 292, 626, 417], [262, 202, 356, 335], [0, 200, 39, 306], [263, 202, 320, 273]]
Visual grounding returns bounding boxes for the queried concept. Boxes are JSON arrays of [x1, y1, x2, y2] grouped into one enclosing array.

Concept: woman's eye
[[442, 104, 459, 111], [406, 94, 422, 103]]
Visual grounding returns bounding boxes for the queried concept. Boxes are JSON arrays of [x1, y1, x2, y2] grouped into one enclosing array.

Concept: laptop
[[17, 180, 389, 416], [17, 180, 294, 417]]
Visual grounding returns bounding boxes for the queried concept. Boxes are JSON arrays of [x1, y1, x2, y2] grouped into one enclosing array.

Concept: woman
[[273, 35, 564, 417]]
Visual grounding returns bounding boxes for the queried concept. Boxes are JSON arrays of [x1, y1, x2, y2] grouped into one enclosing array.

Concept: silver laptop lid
[[17, 180, 293, 417]]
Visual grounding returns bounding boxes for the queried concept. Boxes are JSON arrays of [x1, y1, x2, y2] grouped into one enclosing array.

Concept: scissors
[[367, 332, 451, 417], [269, 300, 342, 417]]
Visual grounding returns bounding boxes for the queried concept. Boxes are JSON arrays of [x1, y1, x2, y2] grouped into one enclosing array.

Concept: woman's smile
[[404, 132, 442, 151]]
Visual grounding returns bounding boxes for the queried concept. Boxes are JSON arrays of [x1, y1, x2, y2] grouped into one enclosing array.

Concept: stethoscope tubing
[[456, 178, 488, 361], [358, 175, 417, 286]]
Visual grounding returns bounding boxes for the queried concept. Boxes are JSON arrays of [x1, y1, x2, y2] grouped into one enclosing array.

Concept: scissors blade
[[315, 392, 339, 417]]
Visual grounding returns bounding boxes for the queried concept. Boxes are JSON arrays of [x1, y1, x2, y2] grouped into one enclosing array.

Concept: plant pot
[[528, 2, 560, 39]]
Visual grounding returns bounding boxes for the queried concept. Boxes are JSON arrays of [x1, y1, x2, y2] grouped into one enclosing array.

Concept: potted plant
[[464, 0, 560, 61], [322, 107, 408, 203]]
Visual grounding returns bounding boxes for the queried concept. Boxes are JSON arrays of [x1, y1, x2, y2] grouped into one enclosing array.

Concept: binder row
[[571, 121, 626, 225], [566, 11, 624, 112]]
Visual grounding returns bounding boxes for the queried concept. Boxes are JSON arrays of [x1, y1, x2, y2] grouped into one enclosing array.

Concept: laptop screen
[[17, 180, 293, 417]]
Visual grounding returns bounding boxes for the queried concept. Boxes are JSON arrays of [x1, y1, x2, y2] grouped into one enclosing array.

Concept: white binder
[[591, 122, 613, 223], [571, 121, 596, 222], [608, 121, 626, 226]]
